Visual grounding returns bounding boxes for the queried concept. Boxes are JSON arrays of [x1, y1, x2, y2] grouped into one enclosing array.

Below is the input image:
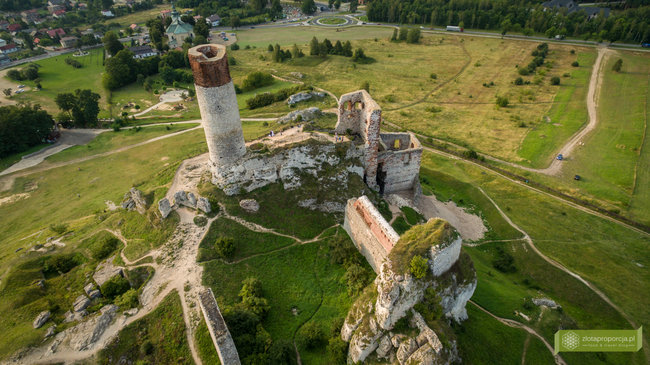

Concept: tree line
[[366, 0, 650, 43], [0, 104, 54, 158]]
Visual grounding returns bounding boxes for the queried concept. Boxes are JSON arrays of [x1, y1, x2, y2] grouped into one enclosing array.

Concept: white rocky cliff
[[341, 218, 477, 364]]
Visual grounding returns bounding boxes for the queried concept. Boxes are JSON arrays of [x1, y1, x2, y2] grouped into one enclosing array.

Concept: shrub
[[43, 253, 81, 275], [228, 56, 237, 65], [550, 76, 560, 85], [239, 277, 269, 317], [341, 263, 370, 295], [492, 246, 517, 273], [140, 340, 154, 355], [514, 77, 524, 85], [413, 287, 443, 322], [430, 73, 437, 79], [571, 61, 579, 67], [114, 288, 139, 309], [301, 322, 324, 349], [463, 149, 479, 159], [90, 235, 120, 261], [612, 58, 622, 72], [241, 71, 274, 92], [101, 275, 131, 299], [215, 237, 235, 259], [327, 337, 348, 364], [193, 215, 208, 227], [230, 43, 240, 50], [49, 223, 68, 234], [518, 67, 530, 76], [410, 255, 428, 279], [269, 339, 295, 364], [523, 296, 535, 311], [496, 96, 509, 107]]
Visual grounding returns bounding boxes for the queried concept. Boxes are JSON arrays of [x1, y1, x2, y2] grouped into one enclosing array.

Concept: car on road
[[17, 85, 24, 88]]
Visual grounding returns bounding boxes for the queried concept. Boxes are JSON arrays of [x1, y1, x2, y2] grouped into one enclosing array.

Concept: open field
[[231, 30, 596, 164], [488, 49, 650, 225], [560, 51, 650, 223], [421, 151, 650, 351], [7, 48, 107, 113], [233, 25, 394, 47]]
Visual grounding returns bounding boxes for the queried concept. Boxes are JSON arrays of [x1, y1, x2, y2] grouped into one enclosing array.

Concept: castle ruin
[[335, 90, 423, 195], [188, 44, 423, 198], [188, 44, 247, 176]]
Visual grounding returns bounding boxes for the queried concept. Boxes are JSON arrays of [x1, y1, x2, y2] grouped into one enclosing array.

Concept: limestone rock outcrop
[[239, 199, 259, 213], [158, 198, 172, 218], [277, 107, 322, 124], [287, 91, 325, 105], [121, 188, 147, 214], [197, 196, 211, 214], [92, 256, 124, 287], [33, 310, 50, 329], [73, 295, 91, 312], [341, 219, 476, 364], [67, 304, 118, 351], [212, 139, 364, 196]]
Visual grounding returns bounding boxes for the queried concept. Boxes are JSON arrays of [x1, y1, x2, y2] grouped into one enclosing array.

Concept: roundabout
[[313, 15, 355, 27]]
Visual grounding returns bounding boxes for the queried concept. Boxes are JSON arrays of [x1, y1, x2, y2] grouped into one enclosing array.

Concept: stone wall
[[334, 91, 422, 194], [189, 44, 247, 174], [377, 133, 422, 194], [429, 233, 462, 277], [343, 196, 399, 273], [335, 90, 381, 190], [198, 288, 241, 365]]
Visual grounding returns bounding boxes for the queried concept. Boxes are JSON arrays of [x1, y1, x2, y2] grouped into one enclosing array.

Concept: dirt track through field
[[469, 300, 566, 365], [476, 186, 649, 363]]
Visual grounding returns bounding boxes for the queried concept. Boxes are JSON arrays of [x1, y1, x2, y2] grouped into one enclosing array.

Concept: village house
[[129, 45, 158, 59], [0, 43, 19, 55], [206, 14, 221, 27], [60, 36, 78, 48], [53, 9, 67, 18]]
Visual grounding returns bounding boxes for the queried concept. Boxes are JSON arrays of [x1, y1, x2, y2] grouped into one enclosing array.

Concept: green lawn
[[517, 51, 597, 167], [198, 217, 295, 263], [421, 150, 650, 352], [202, 228, 371, 361], [44, 124, 198, 164], [560, 52, 650, 224], [98, 290, 193, 364], [9, 48, 107, 113]]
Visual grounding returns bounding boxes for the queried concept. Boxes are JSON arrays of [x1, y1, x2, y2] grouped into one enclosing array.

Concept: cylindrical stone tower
[[188, 44, 246, 171]]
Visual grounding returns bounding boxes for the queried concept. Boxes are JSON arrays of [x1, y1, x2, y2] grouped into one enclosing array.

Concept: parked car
[[557, 153, 563, 160], [574, 175, 581, 181], [17, 85, 25, 88]]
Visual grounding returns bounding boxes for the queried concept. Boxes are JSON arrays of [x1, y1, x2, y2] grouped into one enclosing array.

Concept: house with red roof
[[53, 9, 67, 18], [7, 24, 22, 33]]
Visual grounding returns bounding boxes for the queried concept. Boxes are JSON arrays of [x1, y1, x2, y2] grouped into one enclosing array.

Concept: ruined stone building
[[335, 90, 423, 195], [188, 44, 423, 198]]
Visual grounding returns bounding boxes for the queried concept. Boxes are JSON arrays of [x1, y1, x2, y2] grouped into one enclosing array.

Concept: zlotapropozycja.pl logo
[[555, 327, 643, 353]]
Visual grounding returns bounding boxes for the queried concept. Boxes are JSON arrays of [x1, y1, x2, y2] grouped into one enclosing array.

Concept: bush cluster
[[246, 84, 310, 109], [518, 43, 548, 76], [65, 57, 82, 68], [7, 64, 39, 81], [241, 71, 274, 92]]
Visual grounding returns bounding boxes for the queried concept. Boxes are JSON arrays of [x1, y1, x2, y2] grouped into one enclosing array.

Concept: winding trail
[[469, 300, 566, 365], [476, 186, 649, 362]]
